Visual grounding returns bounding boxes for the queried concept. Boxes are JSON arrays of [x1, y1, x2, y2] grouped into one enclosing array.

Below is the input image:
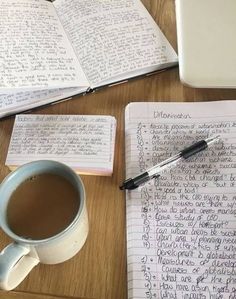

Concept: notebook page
[[125, 101, 236, 299], [54, 0, 177, 88], [0, 0, 89, 92], [6, 115, 116, 176], [0, 87, 85, 119]]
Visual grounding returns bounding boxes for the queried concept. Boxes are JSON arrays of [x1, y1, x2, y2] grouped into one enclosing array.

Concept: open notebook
[[0, 0, 177, 119], [6, 114, 116, 176], [124, 101, 236, 298]]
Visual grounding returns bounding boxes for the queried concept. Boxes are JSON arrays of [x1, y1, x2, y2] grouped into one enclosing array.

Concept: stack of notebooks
[[0, 0, 177, 118]]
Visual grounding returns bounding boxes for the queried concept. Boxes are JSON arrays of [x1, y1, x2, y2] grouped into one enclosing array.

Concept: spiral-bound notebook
[[124, 101, 236, 298]]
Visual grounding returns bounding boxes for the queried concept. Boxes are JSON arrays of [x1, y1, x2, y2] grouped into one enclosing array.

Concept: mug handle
[[0, 243, 39, 290]]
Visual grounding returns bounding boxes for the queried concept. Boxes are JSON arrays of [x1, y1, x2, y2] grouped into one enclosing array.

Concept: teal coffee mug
[[0, 160, 88, 290]]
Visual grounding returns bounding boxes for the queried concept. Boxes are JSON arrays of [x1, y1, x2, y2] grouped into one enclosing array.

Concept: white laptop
[[175, 0, 236, 88]]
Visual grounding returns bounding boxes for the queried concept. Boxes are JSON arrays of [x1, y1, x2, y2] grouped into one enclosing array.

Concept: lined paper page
[[125, 101, 236, 299], [0, 86, 85, 119], [0, 0, 89, 91], [54, 0, 177, 88], [6, 114, 116, 176]]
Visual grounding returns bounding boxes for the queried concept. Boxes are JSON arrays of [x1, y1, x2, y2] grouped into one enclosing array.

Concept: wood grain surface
[[0, 1, 236, 299]]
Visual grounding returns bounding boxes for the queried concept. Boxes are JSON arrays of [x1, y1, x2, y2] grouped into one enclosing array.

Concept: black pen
[[119, 135, 220, 190]]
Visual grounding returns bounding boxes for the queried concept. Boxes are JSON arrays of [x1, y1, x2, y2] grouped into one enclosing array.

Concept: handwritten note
[[6, 114, 116, 176], [125, 101, 236, 299], [0, 87, 85, 119], [0, 0, 88, 91], [54, 0, 177, 87]]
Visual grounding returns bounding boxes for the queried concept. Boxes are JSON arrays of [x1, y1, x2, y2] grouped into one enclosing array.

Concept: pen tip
[[213, 135, 221, 140], [119, 185, 125, 190], [206, 135, 220, 145]]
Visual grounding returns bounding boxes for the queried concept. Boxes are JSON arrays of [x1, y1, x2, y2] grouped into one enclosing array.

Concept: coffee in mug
[[0, 160, 89, 291], [7, 173, 80, 240]]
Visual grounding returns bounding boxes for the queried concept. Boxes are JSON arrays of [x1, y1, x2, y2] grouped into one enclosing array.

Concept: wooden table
[[0, 1, 236, 299]]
